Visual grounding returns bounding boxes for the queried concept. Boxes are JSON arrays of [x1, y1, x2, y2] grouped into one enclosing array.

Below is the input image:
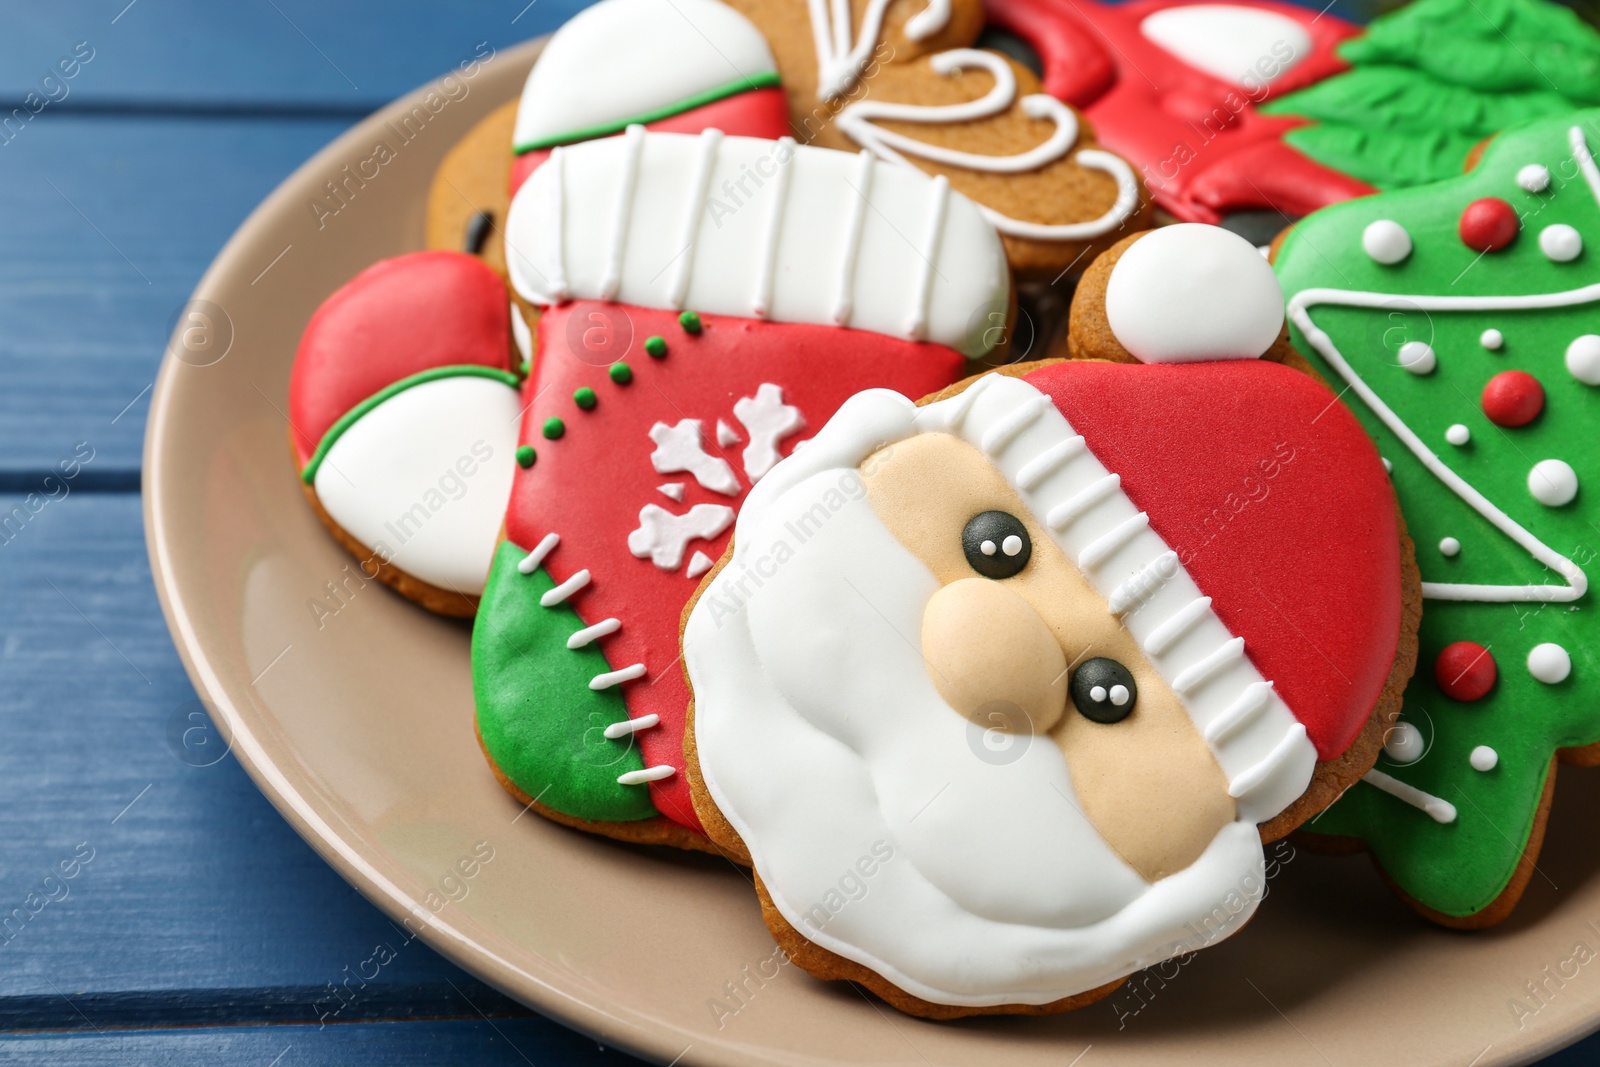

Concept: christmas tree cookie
[[474, 130, 1010, 848], [1274, 109, 1600, 926]]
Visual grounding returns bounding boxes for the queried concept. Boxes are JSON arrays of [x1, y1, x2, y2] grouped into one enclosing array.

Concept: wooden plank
[[0, 0, 590, 111], [0, 493, 530, 1029], [0, 116, 349, 475], [0, 1019, 628, 1065]]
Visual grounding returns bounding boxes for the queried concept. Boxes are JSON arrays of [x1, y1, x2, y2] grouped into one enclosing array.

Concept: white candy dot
[[1528, 643, 1572, 684], [1469, 745, 1499, 772], [1362, 219, 1413, 265], [1445, 423, 1470, 446], [1398, 341, 1436, 375], [1480, 328, 1504, 351], [1090, 685, 1108, 703], [980, 539, 997, 556], [1384, 721, 1424, 764], [1567, 335, 1600, 385], [1518, 164, 1551, 193], [1439, 537, 1461, 557], [1540, 224, 1583, 262], [1001, 534, 1023, 557], [1109, 684, 1131, 707], [1529, 459, 1578, 506]]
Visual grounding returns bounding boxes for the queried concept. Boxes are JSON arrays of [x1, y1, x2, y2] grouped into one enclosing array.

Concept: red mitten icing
[[507, 304, 966, 828], [289, 251, 512, 465], [1026, 359, 1402, 759]]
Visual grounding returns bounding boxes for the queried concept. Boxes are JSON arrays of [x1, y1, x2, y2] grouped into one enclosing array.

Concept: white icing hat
[[504, 129, 1013, 358], [512, 0, 779, 152]]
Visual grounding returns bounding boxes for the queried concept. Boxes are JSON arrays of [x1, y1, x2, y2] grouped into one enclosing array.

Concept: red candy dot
[[1435, 641, 1497, 702], [1481, 370, 1545, 427], [1459, 198, 1520, 252]]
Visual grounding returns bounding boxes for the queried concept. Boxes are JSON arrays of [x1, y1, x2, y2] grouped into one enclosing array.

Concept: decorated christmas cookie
[[428, 0, 1150, 283], [1274, 109, 1600, 926], [289, 251, 521, 615], [473, 130, 1010, 848], [682, 341, 1417, 1015]]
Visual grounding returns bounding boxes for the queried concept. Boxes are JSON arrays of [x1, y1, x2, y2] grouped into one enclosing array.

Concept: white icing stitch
[[658, 482, 686, 502], [1016, 436, 1086, 492], [617, 765, 676, 785], [510, 301, 533, 361], [627, 502, 736, 570], [734, 384, 805, 482], [832, 151, 875, 327], [649, 419, 740, 495], [1364, 769, 1456, 824], [545, 147, 569, 301], [541, 568, 591, 607], [1076, 511, 1149, 569], [1283, 126, 1600, 604], [668, 129, 725, 310], [752, 137, 796, 318], [568, 617, 621, 649], [599, 124, 647, 301], [1047, 473, 1121, 531], [518, 532, 562, 575], [1226, 723, 1309, 802], [935, 373, 992, 433], [908, 176, 950, 341], [1204, 682, 1275, 745], [981, 393, 1053, 456], [1106, 551, 1176, 615], [686, 550, 716, 579], [604, 713, 661, 739], [1171, 637, 1247, 695], [1144, 596, 1212, 657], [591, 663, 647, 690]]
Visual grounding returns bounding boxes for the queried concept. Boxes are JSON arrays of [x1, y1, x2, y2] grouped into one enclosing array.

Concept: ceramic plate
[[144, 38, 1600, 1067]]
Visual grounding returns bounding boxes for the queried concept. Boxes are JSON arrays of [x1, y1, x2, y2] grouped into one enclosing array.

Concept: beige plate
[[144, 38, 1600, 1067]]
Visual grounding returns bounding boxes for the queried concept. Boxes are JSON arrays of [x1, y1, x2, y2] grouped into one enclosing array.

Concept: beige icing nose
[[922, 577, 1068, 737]]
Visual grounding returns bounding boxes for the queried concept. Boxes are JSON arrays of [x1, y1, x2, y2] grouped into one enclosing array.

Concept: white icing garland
[[807, 0, 950, 100]]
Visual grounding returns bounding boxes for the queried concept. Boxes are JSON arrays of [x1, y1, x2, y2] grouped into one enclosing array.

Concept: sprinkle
[[679, 310, 702, 334], [609, 361, 633, 384], [574, 386, 597, 411], [515, 445, 536, 469], [1439, 537, 1460, 557], [1445, 424, 1470, 446], [645, 335, 668, 358], [1480, 329, 1504, 351], [517, 532, 560, 575], [1469, 745, 1499, 772], [543, 416, 566, 440]]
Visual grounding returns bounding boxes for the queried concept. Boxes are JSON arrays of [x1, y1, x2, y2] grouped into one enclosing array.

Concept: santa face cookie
[[683, 347, 1412, 1015], [1274, 109, 1600, 926], [289, 251, 521, 614], [473, 130, 1010, 848]]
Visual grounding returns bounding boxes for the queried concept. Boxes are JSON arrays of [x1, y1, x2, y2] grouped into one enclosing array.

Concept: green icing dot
[[542, 417, 565, 440], [679, 310, 702, 334], [519, 358, 531, 378], [515, 445, 536, 468], [574, 387, 597, 411], [644, 335, 667, 358], [609, 361, 633, 384]]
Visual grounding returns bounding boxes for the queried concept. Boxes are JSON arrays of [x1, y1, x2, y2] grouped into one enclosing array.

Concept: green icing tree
[[1274, 109, 1600, 920], [1265, 0, 1600, 189]]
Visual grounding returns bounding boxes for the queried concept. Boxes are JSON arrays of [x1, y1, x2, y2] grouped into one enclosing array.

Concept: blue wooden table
[[1, 2, 1596, 1064]]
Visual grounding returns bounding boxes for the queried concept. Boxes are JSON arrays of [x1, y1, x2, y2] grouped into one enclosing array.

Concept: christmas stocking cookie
[[474, 130, 1011, 849], [681, 282, 1417, 1016], [290, 251, 522, 615], [1274, 109, 1600, 926]]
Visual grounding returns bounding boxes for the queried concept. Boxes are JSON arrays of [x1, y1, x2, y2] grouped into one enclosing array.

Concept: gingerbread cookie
[[1274, 109, 1600, 926], [682, 328, 1417, 1014], [473, 130, 1012, 848], [289, 251, 521, 615], [427, 0, 1149, 282]]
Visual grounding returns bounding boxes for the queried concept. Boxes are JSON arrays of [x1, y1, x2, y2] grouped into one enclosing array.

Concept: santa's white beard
[[686, 403, 1270, 1006]]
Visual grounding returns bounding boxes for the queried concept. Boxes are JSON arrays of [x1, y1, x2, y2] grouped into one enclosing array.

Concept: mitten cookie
[[682, 338, 1417, 1015], [289, 251, 522, 614], [474, 130, 1011, 848], [1274, 109, 1600, 927]]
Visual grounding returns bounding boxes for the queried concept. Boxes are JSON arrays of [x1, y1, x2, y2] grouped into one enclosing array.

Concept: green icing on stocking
[[473, 540, 657, 822], [1274, 109, 1600, 918], [1266, 0, 1600, 189]]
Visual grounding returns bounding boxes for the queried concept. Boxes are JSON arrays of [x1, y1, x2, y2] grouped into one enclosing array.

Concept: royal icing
[[1104, 224, 1284, 363], [504, 131, 1010, 358], [1276, 110, 1600, 919], [687, 362, 1399, 1004], [1137, 6, 1312, 88]]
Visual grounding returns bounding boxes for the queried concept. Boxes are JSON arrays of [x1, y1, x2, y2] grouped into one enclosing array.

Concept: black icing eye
[[962, 511, 1031, 579], [1070, 658, 1138, 724]]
